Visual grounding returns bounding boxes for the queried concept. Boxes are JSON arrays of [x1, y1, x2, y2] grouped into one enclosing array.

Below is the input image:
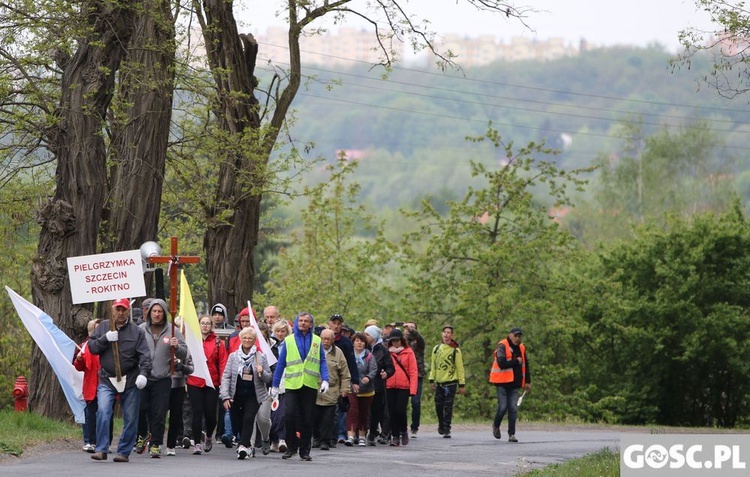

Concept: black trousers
[[434, 383, 458, 432], [313, 404, 336, 443], [188, 385, 219, 441], [166, 386, 185, 448], [369, 390, 389, 438], [137, 378, 171, 446], [284, 386, 317, 456], [386, 388, 410, 438], [232, 392, 261, 448]]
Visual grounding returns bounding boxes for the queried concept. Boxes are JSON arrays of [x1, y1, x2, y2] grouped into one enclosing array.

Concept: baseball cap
[[329, 313, 344, 322], [113, 298, 131, 310], [510, 327, 523, 335]]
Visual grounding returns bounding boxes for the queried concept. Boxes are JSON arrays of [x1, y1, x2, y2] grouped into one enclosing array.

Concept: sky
[[239, 0, 719, 52]]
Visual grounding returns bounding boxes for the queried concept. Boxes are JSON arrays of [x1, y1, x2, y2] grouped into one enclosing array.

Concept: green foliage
[[0, 177, 47, 410], [578, 203, 750, 427], [264, 158, 397, 324], [568, 121, 734, 246], [675, 0, 750, 100], [399, 127, 592, 420]]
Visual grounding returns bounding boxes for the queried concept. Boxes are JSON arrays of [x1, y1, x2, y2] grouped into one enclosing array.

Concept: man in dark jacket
[[363, 325, 395, 445], [89, 298, 152, 462], [328, 314, 359, 443], [404, 321, 425, 438]]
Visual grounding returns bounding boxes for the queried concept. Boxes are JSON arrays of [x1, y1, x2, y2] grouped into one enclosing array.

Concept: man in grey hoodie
[[135, 298, 188, 458]]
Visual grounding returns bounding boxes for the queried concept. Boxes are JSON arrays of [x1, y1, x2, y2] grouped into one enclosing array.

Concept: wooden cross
[[147, 236, 200, 372]]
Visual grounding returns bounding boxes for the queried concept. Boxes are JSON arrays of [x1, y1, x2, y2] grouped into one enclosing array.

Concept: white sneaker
[[270, 441, 279, 452], [192, 444, 202, 455], [166, 447, 176, 456], [237, 445, 248, 460], [82, 443, 94, 453], [278, 440, 287, 453]]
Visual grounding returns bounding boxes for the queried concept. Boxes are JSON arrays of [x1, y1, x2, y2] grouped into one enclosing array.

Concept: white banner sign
[[67, 250, 146, 304]]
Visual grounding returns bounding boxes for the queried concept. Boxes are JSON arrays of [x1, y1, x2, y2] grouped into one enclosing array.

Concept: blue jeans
[[493, 386, 519, 436], [410, 377, 423, 432], [223, 407, 235, 438], [96, 383, 141, 456]]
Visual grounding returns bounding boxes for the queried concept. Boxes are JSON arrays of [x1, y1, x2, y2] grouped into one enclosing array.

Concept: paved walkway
[[0, 424, 623, 477]]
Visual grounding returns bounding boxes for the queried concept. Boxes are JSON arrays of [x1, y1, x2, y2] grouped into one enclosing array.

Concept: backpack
[[433, 344, 458, 364]]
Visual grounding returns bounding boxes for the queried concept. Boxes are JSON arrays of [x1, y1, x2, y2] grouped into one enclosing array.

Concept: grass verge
[[519, 448, 619, 476], [0, 409, 80, 457]]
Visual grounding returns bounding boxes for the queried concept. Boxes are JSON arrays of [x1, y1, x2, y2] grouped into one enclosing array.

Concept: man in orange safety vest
[[488, 327, 531, 443]]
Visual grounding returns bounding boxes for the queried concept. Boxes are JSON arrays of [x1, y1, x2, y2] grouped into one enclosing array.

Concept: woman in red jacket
[[74, 319, 113, 452], [186, 316, 228, 454], [385, 328, 418, 447]]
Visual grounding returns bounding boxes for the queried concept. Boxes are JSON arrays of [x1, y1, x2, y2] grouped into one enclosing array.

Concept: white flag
[[247, 300, 277, 366], [6, 286, 86, 424]]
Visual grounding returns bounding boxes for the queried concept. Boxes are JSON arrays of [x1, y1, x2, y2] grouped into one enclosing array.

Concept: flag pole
[[109, 310, 122, 382]]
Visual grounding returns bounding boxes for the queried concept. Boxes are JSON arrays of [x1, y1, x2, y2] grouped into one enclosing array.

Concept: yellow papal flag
[[179, 271, 213, 388]]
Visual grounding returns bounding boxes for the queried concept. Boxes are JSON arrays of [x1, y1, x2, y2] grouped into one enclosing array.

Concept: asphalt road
[[0, 425, 621, 477]]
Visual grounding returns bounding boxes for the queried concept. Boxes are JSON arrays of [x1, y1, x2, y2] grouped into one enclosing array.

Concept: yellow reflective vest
[[284, 334, 322, 390]]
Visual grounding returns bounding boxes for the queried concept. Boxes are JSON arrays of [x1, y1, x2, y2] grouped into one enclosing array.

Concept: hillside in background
[[264, 45, 750, 210]]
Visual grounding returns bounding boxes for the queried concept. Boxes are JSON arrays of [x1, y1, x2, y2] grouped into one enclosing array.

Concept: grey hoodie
[[139, 298, 188, 380], [210, 303, 231, 329]]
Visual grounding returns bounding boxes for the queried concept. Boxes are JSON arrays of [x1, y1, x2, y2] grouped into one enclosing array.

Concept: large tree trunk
[[196, 0, 306, 318], [108, 0, 176, 253], [30, 0, 136, 421], [196, 0, 262, 318]]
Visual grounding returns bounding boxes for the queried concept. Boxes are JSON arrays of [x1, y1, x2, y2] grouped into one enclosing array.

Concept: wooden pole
[[109, 312, 122, 381]]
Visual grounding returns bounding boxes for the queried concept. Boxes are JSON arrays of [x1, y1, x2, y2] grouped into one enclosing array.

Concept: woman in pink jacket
[[385, 328, 418, 447]]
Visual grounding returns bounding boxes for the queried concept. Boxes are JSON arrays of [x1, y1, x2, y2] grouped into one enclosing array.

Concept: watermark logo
[[621, 435, 749, 476]]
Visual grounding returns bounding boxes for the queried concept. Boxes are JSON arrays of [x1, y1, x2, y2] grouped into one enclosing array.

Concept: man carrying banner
[[89, 298, 151, 462]]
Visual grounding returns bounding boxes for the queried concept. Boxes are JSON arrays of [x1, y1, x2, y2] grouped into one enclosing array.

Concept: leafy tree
[[0, 0, 176, 419], [192, 0, 525, 319], [568, 121, 733, 246], [675, 1, 750, 99], [0, 0, 523, 419], [579, 203, 750, 427], [264, 157, 396, 325], [0, 179, 43, 409], [399, 127, 591, 419]]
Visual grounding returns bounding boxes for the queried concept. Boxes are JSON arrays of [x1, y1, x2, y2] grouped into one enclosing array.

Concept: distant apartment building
[[250, 27, 582, 68], [437, 34, 579, 66], [256, 27, 385, 66]]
